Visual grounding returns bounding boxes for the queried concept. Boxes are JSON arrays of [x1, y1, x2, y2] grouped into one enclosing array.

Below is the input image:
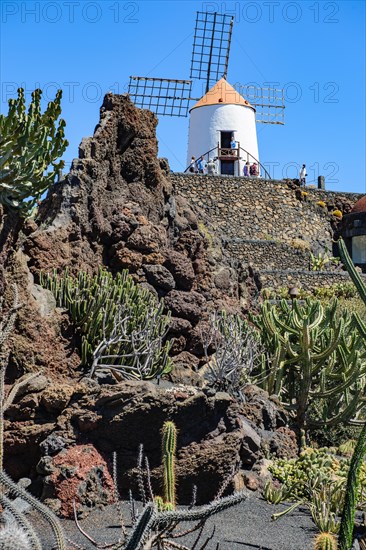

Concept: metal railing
[[185, 144, 271, 180]]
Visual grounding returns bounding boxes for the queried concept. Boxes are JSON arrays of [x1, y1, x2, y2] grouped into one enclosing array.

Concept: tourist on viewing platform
[[250, 162, 259, 177], [300, 164, 307, 186], [230, 136, 236, 150], [207, 158, 217, 175], [244, 161, 250, 177], [197, 156, 207, 174], [189, 156, 197, 173]]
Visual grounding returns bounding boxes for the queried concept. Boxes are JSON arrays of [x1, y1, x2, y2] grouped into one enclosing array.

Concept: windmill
[[128, 11, 285, 178]]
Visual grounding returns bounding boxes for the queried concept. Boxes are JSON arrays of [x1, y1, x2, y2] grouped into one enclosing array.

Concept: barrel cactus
[[314, 532, 338, 550], [0, 520, 31, 550]]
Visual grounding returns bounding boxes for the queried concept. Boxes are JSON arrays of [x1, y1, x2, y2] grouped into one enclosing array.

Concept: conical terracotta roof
[[190, 78, 254, 111], [352, 196, 366, 213]]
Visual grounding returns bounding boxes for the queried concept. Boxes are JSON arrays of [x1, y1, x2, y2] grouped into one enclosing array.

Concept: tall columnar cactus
[[314, 532, 338, 550], [0, 88, 68, 216], [251, 297, 366, 432], [338, 238, 366, 550], [162, 421, 177, 508], [40, 268, 172, 380]]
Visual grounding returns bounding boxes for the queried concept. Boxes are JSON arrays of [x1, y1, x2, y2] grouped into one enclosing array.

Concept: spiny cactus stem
[[0, 492, 42, 550], [0, 470, 66, 550], [338, 238, 366, 306], [339, 422, 366, 550], [162, 421, 177, 508]]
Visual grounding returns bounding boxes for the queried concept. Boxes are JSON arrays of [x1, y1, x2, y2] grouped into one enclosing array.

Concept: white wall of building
[[186, 103, 259, 176]]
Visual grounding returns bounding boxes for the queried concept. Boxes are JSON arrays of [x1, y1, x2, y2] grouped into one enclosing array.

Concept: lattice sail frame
[[235, 84, 285, 125], [190, 11, 234, 93], [128, 77, 192, 117]]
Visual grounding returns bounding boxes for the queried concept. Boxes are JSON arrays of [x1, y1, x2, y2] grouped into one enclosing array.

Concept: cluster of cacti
[[0, 88, 68, 216], [251, 298, 366, 431], [262, 479, 293, 504], [40, 268, 172, 380], [337, 238, 366, 550], [268, 448, 343, 501], [76, 420, 246, 549], [314, 532, 338, 550], [310, 251, 340, 271]]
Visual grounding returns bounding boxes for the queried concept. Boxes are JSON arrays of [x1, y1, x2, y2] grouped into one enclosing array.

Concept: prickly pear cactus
[[314, 532, 338, 550]]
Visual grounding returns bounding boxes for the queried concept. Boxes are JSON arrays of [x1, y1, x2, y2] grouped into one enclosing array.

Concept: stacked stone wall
[[172, 174, 361, 248], [257, 270, 365, 291], [224, 240, 310, 271]]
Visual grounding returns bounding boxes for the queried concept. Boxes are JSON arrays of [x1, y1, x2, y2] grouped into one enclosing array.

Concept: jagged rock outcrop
[[18, 93, 246, 367], [1, 93, 291, 516]]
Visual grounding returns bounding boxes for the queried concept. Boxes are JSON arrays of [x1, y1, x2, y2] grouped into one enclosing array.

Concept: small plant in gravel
[[314, 532, 338, 550]]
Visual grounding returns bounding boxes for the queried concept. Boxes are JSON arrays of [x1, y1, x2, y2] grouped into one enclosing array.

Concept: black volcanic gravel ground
[[27, 495, 317, 550]]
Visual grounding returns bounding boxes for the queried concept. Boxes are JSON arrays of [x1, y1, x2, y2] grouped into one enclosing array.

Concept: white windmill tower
[[128, 11, 285, 179], [187, 78, 259, 177]]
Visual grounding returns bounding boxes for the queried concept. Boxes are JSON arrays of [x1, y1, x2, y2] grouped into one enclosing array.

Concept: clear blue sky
[[1, 0, 365, 193]]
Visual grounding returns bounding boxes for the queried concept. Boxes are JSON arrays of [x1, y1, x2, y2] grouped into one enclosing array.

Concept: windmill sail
[[128, 77, 192, 117], [235, 84, 285, 125], [190, 11, 234, 93]]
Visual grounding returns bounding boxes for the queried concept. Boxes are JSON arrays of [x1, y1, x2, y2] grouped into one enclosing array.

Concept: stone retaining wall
[[256, 269, 364, 291], [172, 174, 361, 249], [224, 240, 310, 271]]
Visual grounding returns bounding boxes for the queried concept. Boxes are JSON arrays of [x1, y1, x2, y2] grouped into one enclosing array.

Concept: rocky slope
[[1, 93, 293, 516]]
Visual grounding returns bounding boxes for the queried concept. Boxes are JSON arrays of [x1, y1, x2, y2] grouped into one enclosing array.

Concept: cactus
[[40, 268, 172, 380], [0, 520, 31, 550], [314, 532, 338, 550], [162, 421, 177, 508], [0, 88, 68, 216], [334, 238, 366, 550], [251, 298, 366, 432]]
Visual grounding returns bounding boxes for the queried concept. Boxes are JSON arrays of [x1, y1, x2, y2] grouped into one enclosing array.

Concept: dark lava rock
[[143, 264, 175, 291]]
